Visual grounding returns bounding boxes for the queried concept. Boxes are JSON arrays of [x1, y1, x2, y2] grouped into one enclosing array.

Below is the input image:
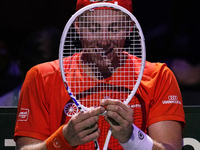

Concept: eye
[[109, 22, 121, 33], [88, 22, 100, 33], [109, 22, 125, 33]]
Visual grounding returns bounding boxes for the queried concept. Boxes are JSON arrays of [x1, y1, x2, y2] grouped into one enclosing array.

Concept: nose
[[97, 39, 111, 50], [96, 29, 112, 50]]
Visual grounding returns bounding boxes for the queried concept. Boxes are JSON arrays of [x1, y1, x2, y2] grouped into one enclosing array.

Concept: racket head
[[59, 2, 146, 108], [59, 2, 146, 149]]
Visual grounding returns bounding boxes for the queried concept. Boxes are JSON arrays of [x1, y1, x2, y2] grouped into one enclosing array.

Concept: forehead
[[79, 9, 128, 22]]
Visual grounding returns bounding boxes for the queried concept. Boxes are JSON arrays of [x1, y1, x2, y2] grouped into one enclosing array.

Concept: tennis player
[[14, 0, 185, 150]]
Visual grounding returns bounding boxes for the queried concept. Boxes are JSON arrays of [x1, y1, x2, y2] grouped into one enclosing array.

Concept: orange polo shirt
[[14, 53, 185, 149]]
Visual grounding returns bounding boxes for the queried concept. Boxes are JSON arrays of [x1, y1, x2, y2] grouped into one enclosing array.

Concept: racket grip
[[94, 139, 100, 150]]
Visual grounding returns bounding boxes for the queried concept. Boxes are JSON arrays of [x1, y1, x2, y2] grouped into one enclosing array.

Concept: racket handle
[[94, 139, 100, 150]]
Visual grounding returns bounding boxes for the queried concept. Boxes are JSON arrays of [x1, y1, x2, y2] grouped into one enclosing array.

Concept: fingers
[[100, 99, 134, 143], [63, 122, 100, 146], [106, 117, 120, 126], [74, 106, 105, 124], [77, 124, 99, 140], [63, 106, 105, 146], [73, 112, 99, 133], [100, 99, 133, 125]]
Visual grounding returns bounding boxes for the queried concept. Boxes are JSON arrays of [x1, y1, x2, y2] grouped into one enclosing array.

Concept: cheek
[[81, 39, 126, 48], [80, 31, 127, 48], [112, 38, 126, 48], [81, 39, 95, 48], [112, 31, 127, 47], [81, 32, 96, 48]]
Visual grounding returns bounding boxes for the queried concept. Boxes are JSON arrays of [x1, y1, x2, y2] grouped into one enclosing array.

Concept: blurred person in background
[[138, 0, 200, 105], [0, 38, 21, 97], [0, 27, 61, 106], [165, 0, 200, 105], [168, 0, 200, 86]]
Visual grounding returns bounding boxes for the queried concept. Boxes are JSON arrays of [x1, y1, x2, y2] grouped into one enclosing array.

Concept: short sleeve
[[14, 66, 50, 141], [147, 65, 185, 127]]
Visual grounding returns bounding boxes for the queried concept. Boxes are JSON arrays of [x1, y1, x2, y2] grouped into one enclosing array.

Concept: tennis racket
[[59, 2, 146, 150]]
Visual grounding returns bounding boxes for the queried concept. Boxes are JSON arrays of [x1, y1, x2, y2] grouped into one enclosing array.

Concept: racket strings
[[62, 6, 144, 149]]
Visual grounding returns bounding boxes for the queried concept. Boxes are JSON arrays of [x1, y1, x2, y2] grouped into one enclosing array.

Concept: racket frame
[[59, 2, 146, 150]]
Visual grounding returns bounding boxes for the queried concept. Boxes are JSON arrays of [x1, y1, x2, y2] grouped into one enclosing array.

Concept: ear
[[74, 18, 80, 35], [127, 21, 135, 36]]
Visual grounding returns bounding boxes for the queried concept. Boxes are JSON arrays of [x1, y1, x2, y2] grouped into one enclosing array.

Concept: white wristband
[[119, 124, 153, 150]]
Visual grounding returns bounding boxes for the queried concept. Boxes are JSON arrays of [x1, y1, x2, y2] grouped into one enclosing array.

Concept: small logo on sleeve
[[17, 108, 29, 121], [162, 95, 182, 105]]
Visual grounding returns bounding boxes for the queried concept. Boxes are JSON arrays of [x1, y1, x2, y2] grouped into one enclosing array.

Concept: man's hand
[[100, 99, 134, 143], [62, 106, 105, 146]]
